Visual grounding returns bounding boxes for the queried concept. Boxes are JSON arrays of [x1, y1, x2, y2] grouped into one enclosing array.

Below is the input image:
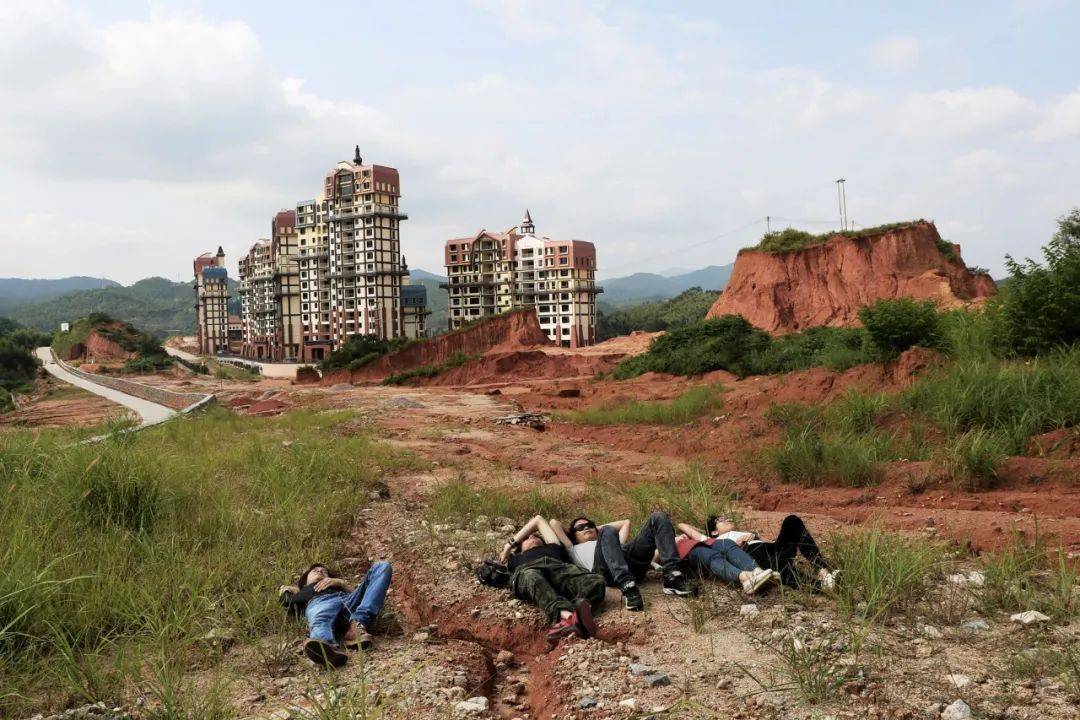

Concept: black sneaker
[[621, 581, 644, 611], [662, 570, 696, 597]]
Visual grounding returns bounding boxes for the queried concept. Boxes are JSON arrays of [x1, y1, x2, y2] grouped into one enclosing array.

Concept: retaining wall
[[53, 352, 214, 411]]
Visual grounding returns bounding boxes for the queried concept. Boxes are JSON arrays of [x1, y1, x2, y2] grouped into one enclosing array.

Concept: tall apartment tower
[[238, 239, 273, 359], [444, 211, 601, 347], [236, 210, 303, 361], [295, 148, 409, 361], [192, 247, 230, 354]]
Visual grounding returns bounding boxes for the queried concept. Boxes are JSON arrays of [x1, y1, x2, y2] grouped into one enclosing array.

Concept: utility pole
[[835, 178, 848, 231], [766, 215, 771, 233]]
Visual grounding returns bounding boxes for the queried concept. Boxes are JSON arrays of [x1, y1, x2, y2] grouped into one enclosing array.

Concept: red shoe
[[546, 617, 580, 646], [574, 600, 597, 638]]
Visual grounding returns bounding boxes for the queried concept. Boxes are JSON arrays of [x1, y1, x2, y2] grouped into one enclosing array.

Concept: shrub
[[858, 298, 941, 360], [978, 528, 1078, 620], [557, 384, 723, 425], [382, 352, 473, 385], [596, 287, 721, 341], [320, 335, 411, 372], [999, 208, 1080, 355], [753, 326, 872, 373], [0, 338, 38, 393], [612, 315, 772, 379]]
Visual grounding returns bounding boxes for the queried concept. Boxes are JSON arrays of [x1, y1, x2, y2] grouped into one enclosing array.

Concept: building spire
[[354, 145, 363, 165], [520, 209, 535, 235], [216, 245, 225, 257]]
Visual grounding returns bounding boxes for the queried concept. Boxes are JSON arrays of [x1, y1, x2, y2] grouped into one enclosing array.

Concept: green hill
[[3, 277, 226, 339], [597, 287, 721, 341], [410, 273, 448, 334]]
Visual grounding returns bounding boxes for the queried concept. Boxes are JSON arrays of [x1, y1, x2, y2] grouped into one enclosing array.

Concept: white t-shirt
[[570, 541, 597, 571], [717, 530, 762, 546]]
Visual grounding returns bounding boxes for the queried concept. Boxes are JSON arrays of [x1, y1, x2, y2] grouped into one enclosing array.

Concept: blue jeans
[[687, 540, 757, 584], [304, 561, 392, 645]]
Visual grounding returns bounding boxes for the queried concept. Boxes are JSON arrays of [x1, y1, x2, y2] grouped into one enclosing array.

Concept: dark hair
[[569, 516, 595, 541], [297, 563, 337, 588], [705, 516, 719, 536]]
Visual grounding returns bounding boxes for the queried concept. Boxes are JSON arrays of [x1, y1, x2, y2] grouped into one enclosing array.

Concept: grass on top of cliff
[[747, 221, 927, 254], [0, 407, 424, 714]]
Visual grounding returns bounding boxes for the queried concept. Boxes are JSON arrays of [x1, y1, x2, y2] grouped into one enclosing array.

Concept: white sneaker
[[742, 568, 776, 595], [819, 569, 838, 591]]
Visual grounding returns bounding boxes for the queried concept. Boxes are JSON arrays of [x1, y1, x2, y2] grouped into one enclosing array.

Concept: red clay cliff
[[707, 221, 997, 333]]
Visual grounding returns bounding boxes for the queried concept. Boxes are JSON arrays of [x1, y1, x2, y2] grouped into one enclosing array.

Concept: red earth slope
[[707, 221, 997, 333]]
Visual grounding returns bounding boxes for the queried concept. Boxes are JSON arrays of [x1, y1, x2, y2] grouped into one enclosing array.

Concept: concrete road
[[164, 345, 302, 380], [36, 347, 175, 427]]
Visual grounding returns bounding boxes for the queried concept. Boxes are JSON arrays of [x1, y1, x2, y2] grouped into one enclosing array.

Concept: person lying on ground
[[705, 514, 838, 590], [493, 515, 603, 645], [673, 522, 777, 595], [279, 560, 392, 668], [551, 510, 695, 612]]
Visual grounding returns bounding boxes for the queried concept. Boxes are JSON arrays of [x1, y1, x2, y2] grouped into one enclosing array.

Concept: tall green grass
[[557, 384, 723, 426], [0, 408, 421, 713], [827, 529, 944, 619]]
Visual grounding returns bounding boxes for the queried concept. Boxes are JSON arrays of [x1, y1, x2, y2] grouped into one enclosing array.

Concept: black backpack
[[476, 560, 511, 588]]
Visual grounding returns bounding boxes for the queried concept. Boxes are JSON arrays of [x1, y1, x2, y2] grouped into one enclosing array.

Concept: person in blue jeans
[[674, 523, 777, 595], [279, 560, 392, 668]]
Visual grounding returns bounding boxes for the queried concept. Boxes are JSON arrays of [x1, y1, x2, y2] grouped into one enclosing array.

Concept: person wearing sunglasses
[[704, 514, 837, 590], [551, 511, 694, 612], [496, 515, 605, 645]]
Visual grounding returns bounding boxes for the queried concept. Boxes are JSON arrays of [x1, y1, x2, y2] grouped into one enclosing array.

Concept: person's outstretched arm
[[677, 523, 708, 541], [549, 519, 574, 551]]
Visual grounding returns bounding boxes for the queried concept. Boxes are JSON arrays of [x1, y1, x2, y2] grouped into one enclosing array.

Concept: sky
[[1, 0, 1078, 284]]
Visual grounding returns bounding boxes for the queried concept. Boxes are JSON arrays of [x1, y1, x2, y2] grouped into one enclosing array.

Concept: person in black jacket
[[278, 560, 392, 668]]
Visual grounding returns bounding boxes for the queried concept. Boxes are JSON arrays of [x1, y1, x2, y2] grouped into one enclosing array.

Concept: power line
[[600, 217, 767, 274]]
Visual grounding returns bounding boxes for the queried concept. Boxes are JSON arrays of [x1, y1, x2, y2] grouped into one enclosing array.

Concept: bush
[[613, 317, 874, 381], [382, 352, 473, 385], [557, 384, 723, 425], [858, 298, 941, 360], [597, 287, 721, 341], [612, 315, 772, 379], [1000, 208, 1080, 355], [770, 427, 886, 487], [320, 335, 412, 372]]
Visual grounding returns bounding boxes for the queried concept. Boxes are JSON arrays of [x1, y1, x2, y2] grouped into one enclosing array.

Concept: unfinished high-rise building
[[192, 247, 230, 355], [237, 148, 422, 362], [443, 211, 601, 347]]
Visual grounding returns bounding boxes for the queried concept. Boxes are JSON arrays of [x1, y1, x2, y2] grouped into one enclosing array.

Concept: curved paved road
[[36, 347, 175, 427]]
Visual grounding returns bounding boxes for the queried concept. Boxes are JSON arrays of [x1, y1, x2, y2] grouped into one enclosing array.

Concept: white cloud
[[870, 35, 921, 73], [898, 86, 1038, 140], [1032, 88, 1080, 140], [0, 0, 1075, 284]]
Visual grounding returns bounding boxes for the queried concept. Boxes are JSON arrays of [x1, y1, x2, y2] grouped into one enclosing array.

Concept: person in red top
[[673, 523, 778, 595]]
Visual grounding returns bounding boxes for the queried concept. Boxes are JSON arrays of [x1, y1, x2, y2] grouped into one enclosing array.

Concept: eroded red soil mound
[[708, 221, 997, 333]]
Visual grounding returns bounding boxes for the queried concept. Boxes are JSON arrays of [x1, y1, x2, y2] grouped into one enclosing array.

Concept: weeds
[[827, 528, 944, 619], [557, 384, 723, 425], [0, 409, 419, 714], [935, 428, 1009, 489], [977, 528, 1078, 620], [426, 477, 573, 524]]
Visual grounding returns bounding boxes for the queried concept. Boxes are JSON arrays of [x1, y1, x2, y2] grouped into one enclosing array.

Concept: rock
[[643, 672, 671, 687], [412, 631, 431, 643], [198, 627, 236, 652], [960, 618, 990, 632], [922, 624, 943, 639], [941, 699, 973, 720], [628, 663, 653, 676], [740, 604, 759, 616], [1010, 610, 1050, 625], [579, 697, 598, 709], [455, 696, 489, 715], [945, 674, 972, 689], [618, 698, 637, 709], [495, 650, 515, 666], [924, 701, 945, 718], [947, 571, 985, 587]]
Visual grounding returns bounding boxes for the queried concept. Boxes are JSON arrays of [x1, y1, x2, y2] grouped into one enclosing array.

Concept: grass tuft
[[557, 384, 723, 426]]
